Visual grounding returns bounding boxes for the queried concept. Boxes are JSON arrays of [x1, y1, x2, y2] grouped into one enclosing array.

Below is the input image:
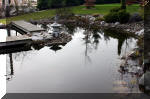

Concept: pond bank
[[31, 33, 72, 46], [28, 15, 144, 37], [99, 21, 144, 36], [0, 32, 72, 54]]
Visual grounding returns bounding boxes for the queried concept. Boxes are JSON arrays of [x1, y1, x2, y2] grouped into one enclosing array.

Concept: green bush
[[104, 8, 130, 23], [118, 10, 130, 23], [104, 12, 119, 23]]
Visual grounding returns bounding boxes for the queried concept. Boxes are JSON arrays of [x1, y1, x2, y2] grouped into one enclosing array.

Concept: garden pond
[[0, 24, 141, 93]]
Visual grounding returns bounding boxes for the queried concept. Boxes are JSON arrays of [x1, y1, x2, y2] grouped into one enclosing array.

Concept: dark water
[[0, 27, 138, 93]]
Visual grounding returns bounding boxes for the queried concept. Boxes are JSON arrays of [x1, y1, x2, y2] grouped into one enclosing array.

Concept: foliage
[[65, 0, 81, 6], [37, 0, 65, 10], [51, 0, 65, 8], [37, 0, 122, 10], [37, 0, 52, 10], [104, 12, 119, 23], [118, 10, 130, 23], [104, 7, 130, 23], [37, 0, 84, 10]]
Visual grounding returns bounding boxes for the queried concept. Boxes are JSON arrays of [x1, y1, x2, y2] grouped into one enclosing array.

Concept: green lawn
[[0, 4, 141, 24], [72, 4, 140, 15]]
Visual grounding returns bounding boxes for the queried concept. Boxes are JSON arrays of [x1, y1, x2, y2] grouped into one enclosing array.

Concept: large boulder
[[129, 13, 143, 23]]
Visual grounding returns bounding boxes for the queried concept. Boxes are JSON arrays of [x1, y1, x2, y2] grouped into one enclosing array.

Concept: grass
[[72, 4, 140, 15], [0, 4, 141, 24]]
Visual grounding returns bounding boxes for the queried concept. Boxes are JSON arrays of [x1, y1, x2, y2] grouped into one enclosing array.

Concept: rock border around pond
[[31, 33, 72, 46], [29, 15, 144, 37]]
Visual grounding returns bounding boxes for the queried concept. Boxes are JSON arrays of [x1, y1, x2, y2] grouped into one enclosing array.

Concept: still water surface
[[1, 28, 137, 93]]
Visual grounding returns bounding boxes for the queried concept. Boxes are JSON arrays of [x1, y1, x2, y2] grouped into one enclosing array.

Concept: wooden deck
[[0, 35, 32, 48], [11, 21, 45, 33]]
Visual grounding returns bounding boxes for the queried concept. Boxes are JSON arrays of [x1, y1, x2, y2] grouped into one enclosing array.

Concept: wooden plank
[[0, 39, 32, 48], [0, 35, 32, 48], [11, 21, 45, 33]]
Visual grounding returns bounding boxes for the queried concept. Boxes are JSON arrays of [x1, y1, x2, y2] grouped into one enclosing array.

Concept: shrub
[[37, 0, 51, 10], [118, 10, 130, 23], [104, 8, 130, 23], [104, 12, 119, 23]]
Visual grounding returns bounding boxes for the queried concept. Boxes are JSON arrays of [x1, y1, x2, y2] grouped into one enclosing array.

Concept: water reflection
[[7, 28, 11, 36], [6, 53, 14, 81], [0, 23, 138, 93], [50, 45, 62, 52], [64, 23, 77, 35], [104, 30, 132, 56]]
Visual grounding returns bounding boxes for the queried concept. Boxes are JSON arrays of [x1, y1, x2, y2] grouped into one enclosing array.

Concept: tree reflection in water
[[50, 45, 62, 52], [6, 47, 42, 81], [64, 23, 135, 64], [63, 23, 77, 35], [6, 53, 14, 81], [82, 28, 101, 64], [5, 23, 136, 89], [103, 29, 133, 56]]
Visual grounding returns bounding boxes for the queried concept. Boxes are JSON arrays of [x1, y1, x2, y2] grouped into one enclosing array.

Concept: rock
[[100, 21, 105, 25], [139, 71, 150, 91], [135, 29, 144, 36], [126, 29, 130, 32], [129, 13, 143, 23], [148, 52, 150, 56], [121, 55, 126, 60], [31, 33, 44, 41], [104, 23, 109, 27], [128, 51, 136, 58], [89, 16, 96, 21], [144, 59, 150, 64], [92, 14, 100, 17], [115, 22, 120, 26]]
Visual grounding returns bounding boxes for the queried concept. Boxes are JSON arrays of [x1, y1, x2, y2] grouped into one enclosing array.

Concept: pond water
[[0, 26, 139, 93]]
